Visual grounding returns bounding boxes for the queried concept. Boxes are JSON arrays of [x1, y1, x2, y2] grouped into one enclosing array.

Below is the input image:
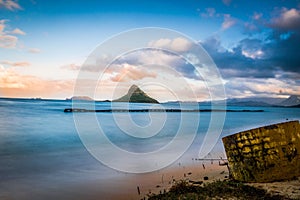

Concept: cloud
[[148, 37, 192, 52], [241, 49, 263, 59], [221, 14, 237, 30], [61, 63, 81, 71], [252, 12, 263, 20], [222, 0, 232, 6], [225, 77, 300, 98], [202, 29, 300, 79], [1, 60, 30, 67], [242, 12, 264, 34], [0, 67, 74, 98], [61, 54, 115, 73], [199, 9, 237, 31], [110, 63, 157, 82], [0, 0, 22, 11], [63, 48, 200, 81], [0, 20, 5, 33], [28, 48, 41, 53], [243, 22, 259, 33], [0, 19, 20, 48], [198, 5, 300, 98], [201, 8, 217, 18], [0, 34, 17, 48], [61, 62, 108, 73], [239, 38, 264, 59], [270, 8, 300, 31], [202, 37, 271, 78], [11, 28, 26, 35], [115, 49, 202, 80]]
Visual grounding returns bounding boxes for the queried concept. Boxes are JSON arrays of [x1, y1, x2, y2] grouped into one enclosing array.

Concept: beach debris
[[189, 180, 203, 185], [137, 186, 140, 195], [222, 120, 300, 182], [187, 172, 192, 175], [218, 160, 228, 166], [204, 176, 209, 180], [202, 164, 206, 169]]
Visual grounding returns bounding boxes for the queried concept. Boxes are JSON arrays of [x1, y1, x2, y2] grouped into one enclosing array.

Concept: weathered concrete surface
[[222, 120, 300, 182]]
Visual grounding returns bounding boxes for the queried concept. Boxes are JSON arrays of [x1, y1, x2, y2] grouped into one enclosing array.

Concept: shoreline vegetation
[[115, 159, 300, 200], [147, 179, 297, 200], [137, 160, 300, 200]]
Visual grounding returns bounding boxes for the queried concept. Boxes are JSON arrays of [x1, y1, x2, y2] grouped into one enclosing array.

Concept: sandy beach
[[249, 178, 300, 200], [98, 160, 300, 200], [91, 160, 230, 200], [0, 148, 299, 200], [136, 161, 229, 198], [47, 160, 229, 200]]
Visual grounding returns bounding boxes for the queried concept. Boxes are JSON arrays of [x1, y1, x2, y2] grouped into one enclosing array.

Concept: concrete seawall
[[64, 108, 264, 113], [222, 120, 300, 182]]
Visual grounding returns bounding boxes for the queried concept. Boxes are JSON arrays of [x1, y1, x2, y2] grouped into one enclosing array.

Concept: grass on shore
[[147, 179, 290, 200]]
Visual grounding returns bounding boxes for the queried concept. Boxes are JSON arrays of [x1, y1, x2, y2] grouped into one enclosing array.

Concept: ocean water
[[0, 98, 299, 199]]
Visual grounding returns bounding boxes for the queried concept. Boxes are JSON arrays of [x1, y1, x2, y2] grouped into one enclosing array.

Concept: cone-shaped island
[[113, 85, 159, 104]]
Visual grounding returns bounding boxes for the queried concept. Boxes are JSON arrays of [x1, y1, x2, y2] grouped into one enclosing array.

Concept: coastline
[[74, 159, 300, 200], [44, 160, 229, 200], [134, 160, 230, 199], [111, 160, 300, 200], [2, 159, 299, 200], [81, 160, 230, 200]]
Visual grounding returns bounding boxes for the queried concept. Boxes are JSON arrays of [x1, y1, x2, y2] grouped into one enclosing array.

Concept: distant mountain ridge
[[226, 97, 285, 105], [113, 85, 159, 104], [67, 96, 94, 101], [198, 95, 300, 107], [278, 95, 300, 106], [225, 99, 272, 107]]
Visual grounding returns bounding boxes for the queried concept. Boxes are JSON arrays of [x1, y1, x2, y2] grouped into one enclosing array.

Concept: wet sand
[[101, 160, 300, 200], [98, 160, 230, 200]]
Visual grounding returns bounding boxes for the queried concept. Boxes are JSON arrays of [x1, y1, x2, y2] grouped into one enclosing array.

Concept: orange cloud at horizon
[[0, 67, 74, 99]]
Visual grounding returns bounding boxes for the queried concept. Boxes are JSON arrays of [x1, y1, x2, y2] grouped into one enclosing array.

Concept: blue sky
[[0, 0, 299, 100]]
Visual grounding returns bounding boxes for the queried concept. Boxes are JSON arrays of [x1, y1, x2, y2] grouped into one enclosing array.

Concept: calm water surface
[[0, 98, 299, 199]]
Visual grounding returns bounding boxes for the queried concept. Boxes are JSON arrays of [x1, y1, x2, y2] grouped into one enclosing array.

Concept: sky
[[0, 0, 300, 101]]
